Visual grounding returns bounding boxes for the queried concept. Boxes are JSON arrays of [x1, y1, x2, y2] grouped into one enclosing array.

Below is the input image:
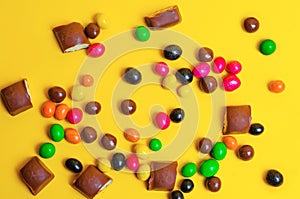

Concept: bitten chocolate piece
[[20, 156, 54, 195], [147, 161, 178, 191], [144, 5, 181, 28], [53, 22, 90, 53], [223, 105, 252, 134], [1, 79, 33, 116], [73, 165, 112, 199]]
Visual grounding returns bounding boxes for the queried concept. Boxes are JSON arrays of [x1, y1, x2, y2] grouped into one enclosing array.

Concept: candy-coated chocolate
[[170, 190, 184, 199], [177, 85, 191, 97], [95, 13, 109, 29], [249, 123, 264, 135], [124, 128, 140, 142], [210, 142, 227, 160], [88, 43, 105, 57], [70, 85, 85, 101], [54, 103, 69, 120], [81, 74, 94, 87], [97, 158, 111, 173], [163, 44, 182, 60], [199, 159, 219, 177], [123, 67, 142, 84], [111, 153, 126, 171], [41, 101, 56, 118], [226, 60, 242, 74], [260, 39, 276, 55], [120, 99, 136, 115], [81, 126, 97, 143], [155, 62, 169, 76], [193, 62, 210, 78], [149, 138, 162, 151], [49, 123, 65, 142], [198, 76, 218, 93], [155, 112, 170, 130], [268, 80, 285, 93], [65, 128, 81, 144], [135, 26, 150, 42], [84, 23, 100, 39], [266, 169, 284, 187], [198, 47, 214, 62], [162, 75, 177, 90], [180, 179, 194, 193], [222, 136, 238, 150], [67, 108, 83, 124], [136, 164, 151, 181], [126, 154, 140, 171], [237, 145, 254, 161], [222, 74, 241, 91], [85, 101, 101, 115], [39, 143, 56, 158], [48, 86, 66, 103], [134, 144, 149, 155], [100, 133, 117, 150], [205, 176, 221, 192], [175, 68, 193, 85], [65, 158, 83, 173], [198, 138, 213, 154], [244, 17, 260, 33], [181, 162, 197, 177], [212, 56, 226, 73], [170, 108, 185, 123]]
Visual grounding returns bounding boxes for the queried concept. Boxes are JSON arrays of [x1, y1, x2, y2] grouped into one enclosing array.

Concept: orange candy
[[65, 128, 81, 144], [124, 128, 140, 142], [54, 104, 69, 120], [41, 101, 56, 118], [268, 80, 285, 93], [81, 74, 94, 87], [222, 136, 238, 150]]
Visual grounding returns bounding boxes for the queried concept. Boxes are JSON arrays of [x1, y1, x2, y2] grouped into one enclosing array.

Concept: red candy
[[155, 112, 170, 130], [126, 154, 140, 171], [226, 60, 242, 74], [88, 43, 105, 57], [223, 74, 241, 91], [193, 62, 211, 78], [155, 62, 169, 76], [67, 108, 83, 124], [212, 57, 226, 73]]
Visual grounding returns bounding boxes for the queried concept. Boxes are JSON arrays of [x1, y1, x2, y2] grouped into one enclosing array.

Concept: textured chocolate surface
[[223, 105, 252, 134], [1, 79, 33, 116], [53, 22, 90, 53], [20, 156, 54, 195], [145, 5, 181, 28], [73, 165, 112, 199], [147, 161, 178, 191]]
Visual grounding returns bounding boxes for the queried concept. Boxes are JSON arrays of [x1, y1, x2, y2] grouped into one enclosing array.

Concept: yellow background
[[1, 0, 299, 198]]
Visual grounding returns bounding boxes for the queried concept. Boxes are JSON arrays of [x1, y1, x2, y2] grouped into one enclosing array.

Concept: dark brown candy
[[205, 176, 221, 192], [144, 5, 181, 29], [81, 126, 97, 143], [1, 79, 33, 116], [100, 133, 117, 150], [85, 101, 101, 115], [244, 17, 259, 33], [223, 105, 252, 134], [199, 76, 217, 93], [237, 145, 254, 161], [198, 47, 214, 62], [85, 23, 100, 39], [73, 165, 112, 199], [198, 138, 213, 154], [148, 161, 178, 191], [120, 99, 136, 115], [20, 156, 54, 195], [48, 86, 66, 103], [52, 22, 90, 53]]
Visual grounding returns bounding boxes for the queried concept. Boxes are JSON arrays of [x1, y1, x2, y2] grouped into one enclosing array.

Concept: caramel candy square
[[53, 22, 90, 53], [73, 165, 112, 199], [20, 156, 54, 195], [223, 105, 252, 134], [1, 79, 33, 116], [147, 161, 178, 191]]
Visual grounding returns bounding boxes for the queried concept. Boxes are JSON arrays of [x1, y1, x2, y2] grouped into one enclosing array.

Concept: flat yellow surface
[[1, 0, 299, 198]]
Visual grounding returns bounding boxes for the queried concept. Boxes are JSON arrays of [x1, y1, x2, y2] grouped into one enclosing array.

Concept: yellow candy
[[161, 75, 177, 90], [96, 13, 109, 29], [97, 158, 111, 173], [134, 144, 149, 154], [177, 85, 191, 97], [136, 164, 151, 181], [70, 85, 85, 101]]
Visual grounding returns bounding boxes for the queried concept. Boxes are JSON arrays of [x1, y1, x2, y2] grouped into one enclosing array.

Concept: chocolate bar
[[73, 165, 112, 199], [1, 79, 33, 116], [147, 161, 178, 191], [53, 22, 90, 53], [223, 105, 252, 134], [144, 5, 181, 29], [20, 156, 54, 195]]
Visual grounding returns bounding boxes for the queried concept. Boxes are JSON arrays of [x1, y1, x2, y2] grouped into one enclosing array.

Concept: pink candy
[[226, 60, 242, 74], [126, 154, 140, 171], [212, 56, 226, 73], [67, 108, 83, 124], [88, 43, 105, 57], [155, 112, 170, 130], [155, 62, 169, 76], [222, 74, 241, 91], [193, 62, 210, 78]]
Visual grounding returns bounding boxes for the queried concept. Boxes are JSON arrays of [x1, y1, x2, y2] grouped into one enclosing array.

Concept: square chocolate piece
[[1, 79, 33, 116], [73, 165, 112, 199], [147, 161, 178, 191], [223, 105, 252, 134], [20, 156, 54, 195]]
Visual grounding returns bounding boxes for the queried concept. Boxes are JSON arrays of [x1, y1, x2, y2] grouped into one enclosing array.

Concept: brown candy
[[85, 101, 101, 115], [1, 79, 33, 116], [205, 176, 221, 192], [85, 23, 100, 39], [144, 5, 181, 29], [100, 133, 117, 150], [81, 126, 97, 143], [120, 99, 136, 115], [237, 145, 254, 161], [198, 47, 214, 62], [52, 22, 90, 53], [73, 165, 112, 199], [244, 17, 259, 33], [198, 137, 213, 154], [147, 161, 178, 191], [20, 156, 54, 195], [223, 105, 252, 134], [48, 86, 66, 103], [198, 76, 218, 93]]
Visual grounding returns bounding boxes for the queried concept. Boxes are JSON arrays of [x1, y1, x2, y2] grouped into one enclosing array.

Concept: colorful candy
[[237, 145, 254, 161], [48, 86, 66, 103], [161, 74, 177, 90], [126, 154, 140, 171], [155, 112, 170, 130], [222, 136, 238, 150], [175, 68, 193, 85], [268, 80, 285, 93], [123, 67, 142, 84], [205, 176, 221, 192], [120, 99, 136, 115], [80, 126, 97, 143], [84, 23, 100, 39], [41, 101, 56, 118], [181, 162, 197, 177], [266, 169, 284, 187], [193, 62, 211, 78], [249, 123, 264, 135], [226, 60, 242, 74], [199, 159, 219, 177], [95, 13, 109, 29], [169, 108, 185, 123], [260, 39, 276, 55], [67, 108, 83, 124], [64, 128, 81, 144], [65, 158, 83, 173], [111, 153, 126, 171], [149, 138, 162, 151], [85, 101, 101, 115], [136, 164, 151, 181], [54, 103, 68, 120], [180, 179, 194, 193], [81, 74, 94, 87], [88, 43, 105, 57], [244, 17, 260, 33], [212, 56, 226, 73], [170, 190, 184, 199], [163, 44, 182, 60], [134, 143, 149, 155], [100, 133, 117, 150], [155, 62, 169, 76], [39, 143, 56, 158], [135, 26, 150, 42], [198, 76, 218, 93], [210, 142, 227, 160], [70, 85, 85, 101], [222, 74, 241, 91], [198, 138, 213, 154], [198, 47, 214, 62], [49, 124, 65, 142], [124, 128, 140, 142]]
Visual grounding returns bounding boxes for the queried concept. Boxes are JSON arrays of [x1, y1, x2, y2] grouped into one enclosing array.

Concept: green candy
[[199, 159, 219, 177], [149, 138, 162, 151], [260, 39, 276, 55], [135, 26, 150, 42], [211, 142, 227, 160], [39, 142, 56, 158], [181, 162, 197, 177], [50, 124, 65, 142]]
